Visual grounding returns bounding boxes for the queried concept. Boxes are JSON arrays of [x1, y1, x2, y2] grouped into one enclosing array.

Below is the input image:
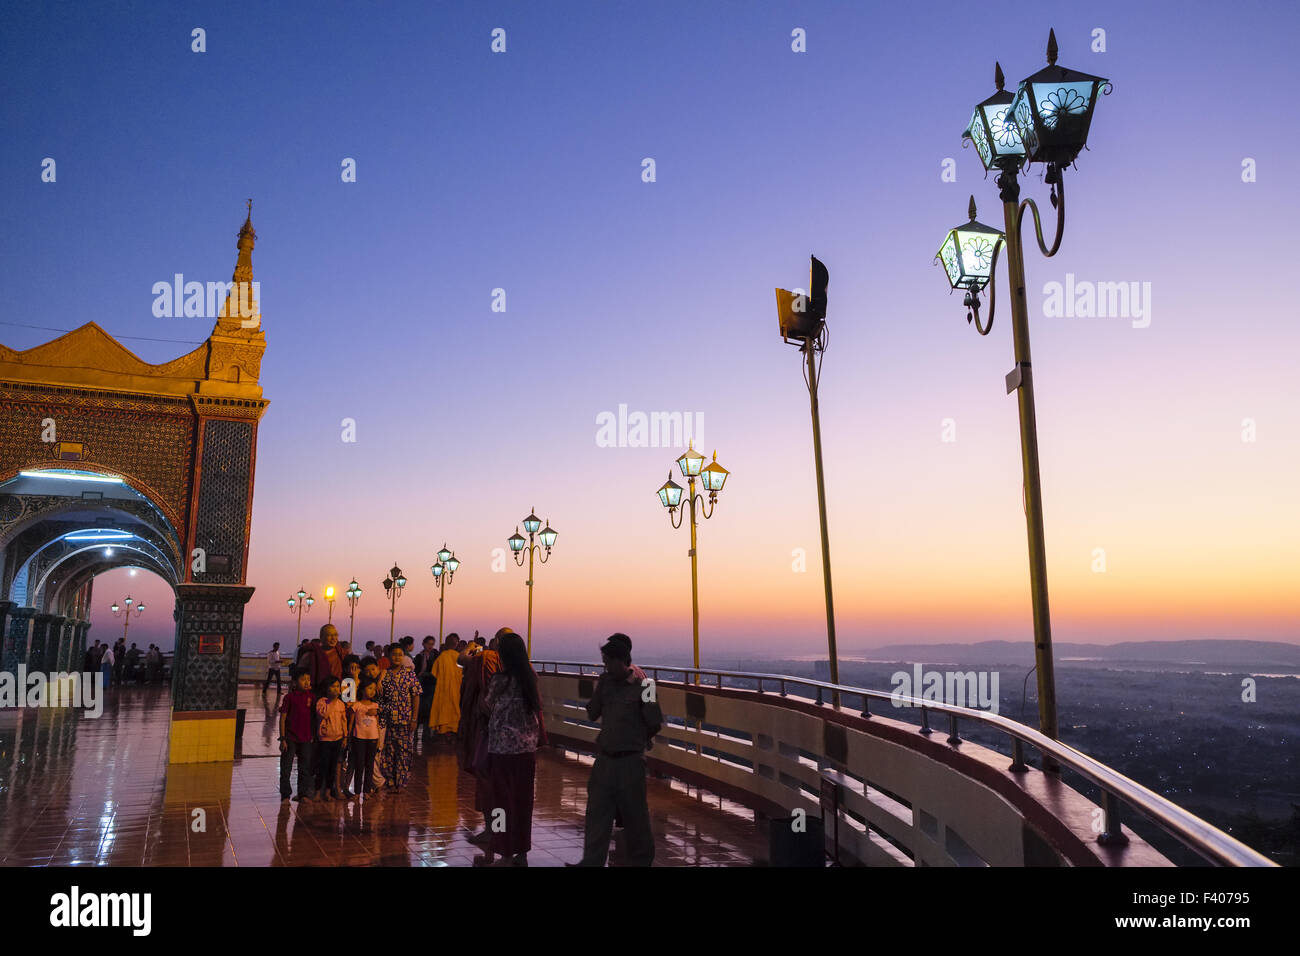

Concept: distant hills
[[847, 639, 1300, 670]]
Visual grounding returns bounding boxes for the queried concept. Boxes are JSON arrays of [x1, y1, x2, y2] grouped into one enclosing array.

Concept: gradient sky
[[2, 0, 1297, 661]]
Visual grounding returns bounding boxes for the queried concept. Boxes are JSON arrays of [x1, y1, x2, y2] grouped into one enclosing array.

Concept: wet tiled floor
[[0, 685, 768, 866]]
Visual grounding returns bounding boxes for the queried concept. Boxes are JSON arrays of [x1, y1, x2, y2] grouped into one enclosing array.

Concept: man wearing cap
[[575, 633, 663, 866]]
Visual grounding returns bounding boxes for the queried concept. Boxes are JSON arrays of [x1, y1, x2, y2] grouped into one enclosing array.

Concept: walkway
[[0, 685, 766, 866]]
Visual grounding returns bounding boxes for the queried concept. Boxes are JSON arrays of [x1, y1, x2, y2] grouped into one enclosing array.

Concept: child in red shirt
[[278, 670, 316, 801]]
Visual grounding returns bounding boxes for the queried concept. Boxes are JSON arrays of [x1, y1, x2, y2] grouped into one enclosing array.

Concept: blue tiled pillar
[[72, 622, 90, 673], [0, 602, 14, 668], [56, 619, 75, 673], [29, 614, 54, 674], [4, 607, 36, 674]]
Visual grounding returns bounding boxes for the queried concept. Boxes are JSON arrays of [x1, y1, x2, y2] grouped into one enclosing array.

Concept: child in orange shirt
[[314, 677, 348, 799]]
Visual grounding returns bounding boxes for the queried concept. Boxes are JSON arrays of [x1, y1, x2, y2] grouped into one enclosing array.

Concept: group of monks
[[418, 633, 501, 755]]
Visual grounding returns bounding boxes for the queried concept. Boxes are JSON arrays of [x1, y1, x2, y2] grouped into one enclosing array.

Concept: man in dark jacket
[[413, 635, 438, 727], [575, 633, 663, 867]]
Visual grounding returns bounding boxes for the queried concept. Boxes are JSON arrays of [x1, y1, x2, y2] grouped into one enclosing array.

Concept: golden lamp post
[[507, 510, 556, 658], [286, 588, 314, 643], [430, 544, 460, 643], [936, 29, 1111, 747], [381, 564, 406, 644], [344, 578, 362, 644], [656, 441, 730, 678], [110, 595, 145, 642]]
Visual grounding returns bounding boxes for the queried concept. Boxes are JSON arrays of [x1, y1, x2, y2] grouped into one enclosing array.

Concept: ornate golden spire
[[213, 201, 265, 347], [233, 198, 256, 287]]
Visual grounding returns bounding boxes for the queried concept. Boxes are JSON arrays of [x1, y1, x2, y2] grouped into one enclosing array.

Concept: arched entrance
[[0, 209, 268, 762]]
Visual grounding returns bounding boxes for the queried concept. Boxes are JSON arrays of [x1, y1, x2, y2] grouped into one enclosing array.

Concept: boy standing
[[278, 670, 317, 802]]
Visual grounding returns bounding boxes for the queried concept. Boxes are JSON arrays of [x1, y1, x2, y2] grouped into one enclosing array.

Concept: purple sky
[[3, 1, 1297, 661]]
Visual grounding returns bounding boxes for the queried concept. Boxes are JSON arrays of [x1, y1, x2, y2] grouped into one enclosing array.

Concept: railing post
[[757, 678, 763, 695], [1010, 736, 1028, 773], [947, 714, 960, 746], [860, 694, 871, 719], [1097, 790, 1130, 847], [919, 706, 932, 735], [780, 679, 787, 698], [816, 686, 824, 706]]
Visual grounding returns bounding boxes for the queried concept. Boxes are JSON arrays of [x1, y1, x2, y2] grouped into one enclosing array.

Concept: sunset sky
[[3, 1, 1297, 662]]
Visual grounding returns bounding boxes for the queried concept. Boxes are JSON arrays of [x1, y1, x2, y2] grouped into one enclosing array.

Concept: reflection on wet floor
[[0, 685, 767, 866]]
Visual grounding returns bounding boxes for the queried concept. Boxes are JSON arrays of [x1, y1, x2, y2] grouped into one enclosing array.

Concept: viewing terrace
[[0, 659, 1274, 867]]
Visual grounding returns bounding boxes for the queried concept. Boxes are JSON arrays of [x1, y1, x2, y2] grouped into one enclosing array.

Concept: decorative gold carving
[[191, 395, 268, 421], [0, 323, 212, 386], [0, 391, 194, 542]]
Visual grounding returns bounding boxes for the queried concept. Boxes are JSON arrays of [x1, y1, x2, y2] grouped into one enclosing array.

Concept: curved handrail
[[534, 660, 1276, 867]]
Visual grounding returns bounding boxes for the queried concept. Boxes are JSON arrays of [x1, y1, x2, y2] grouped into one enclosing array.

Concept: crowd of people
[[271, 623, 663, 867], [81, 637, 166, 686]]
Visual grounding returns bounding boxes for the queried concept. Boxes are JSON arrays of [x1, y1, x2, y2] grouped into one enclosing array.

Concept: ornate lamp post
[[430, 544, 460, 643], [507, 510, 556, 658], [110, 595, 145, 642], [656, 441, 729, 677], [286, 587, 314, 643], [381, 563, 407, 644], [938, 29, 1111, 746], [323, 584, 336, 624], [774, 256, 840, 702], [344, 578, 362, 644]]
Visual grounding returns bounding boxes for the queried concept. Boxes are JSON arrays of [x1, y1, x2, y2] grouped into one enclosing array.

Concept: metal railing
[[533, 660, 1275, 867]]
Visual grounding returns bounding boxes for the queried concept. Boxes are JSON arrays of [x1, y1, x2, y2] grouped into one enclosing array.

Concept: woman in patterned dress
[[377, 644, 421, 791]]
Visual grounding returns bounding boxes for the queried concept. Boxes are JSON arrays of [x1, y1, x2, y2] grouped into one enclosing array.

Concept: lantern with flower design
[[1009, 29, 1110, 168]]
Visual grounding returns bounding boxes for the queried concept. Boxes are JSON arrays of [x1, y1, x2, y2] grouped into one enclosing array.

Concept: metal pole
[[688, 475, 701, 683], [348, 602, 356, 644], [805, 340, 840, 706], [296, 604, 303, 643], [999, 168, 1059, 746], [526, 541, 535, 658], [389, 589, 396, 643], [438, 574, 445, 642]]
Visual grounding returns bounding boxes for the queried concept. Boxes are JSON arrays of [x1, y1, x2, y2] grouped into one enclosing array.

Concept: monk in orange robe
[[428, 635, 464, 735]]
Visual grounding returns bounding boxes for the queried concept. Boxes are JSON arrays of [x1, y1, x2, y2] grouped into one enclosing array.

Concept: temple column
[[0, 601, 14, 669], [42, 615, 66, 674], [169, 584, 254, 763], [56, 619, 75, 673], [72, 621, 89, 672], [2, 605, 34, 675], [29, 613, 54, 674]]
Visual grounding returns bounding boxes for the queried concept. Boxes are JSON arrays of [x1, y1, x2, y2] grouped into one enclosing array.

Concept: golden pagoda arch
[[0, 208, 268, 761]]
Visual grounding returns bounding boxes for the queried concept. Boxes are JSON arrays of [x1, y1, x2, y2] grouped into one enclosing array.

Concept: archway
[[0, 209, 269, 762]]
